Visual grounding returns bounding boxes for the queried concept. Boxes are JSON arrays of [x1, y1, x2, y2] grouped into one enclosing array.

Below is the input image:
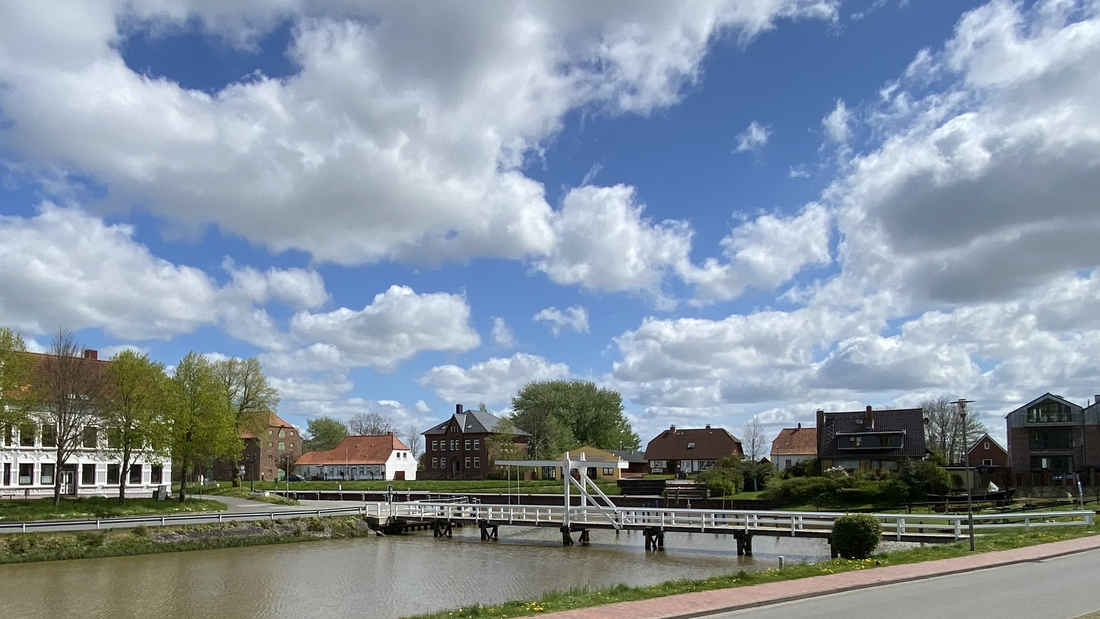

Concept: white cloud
[[280, 285, 481, 373], [533, 305, 590, 336], [415, 399, 432, 414], [733, 120, 772, 153], [788, 166, 811, 178], [821, 98, 851, 143], [490, 317, 515, 348], [0, 1, 839, 272], [420, 352, 570, 406]]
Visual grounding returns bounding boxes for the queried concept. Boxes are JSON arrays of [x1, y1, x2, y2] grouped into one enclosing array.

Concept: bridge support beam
[[644, 527, 664, 551], [560, 525, 574, 546], [734, 532, 754, 556], [479, 522, 498, 541], [433, 520, 453, 539], [578, 529, 590, 544]]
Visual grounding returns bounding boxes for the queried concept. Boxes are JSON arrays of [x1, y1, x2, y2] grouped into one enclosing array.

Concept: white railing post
[[896, 517, 904, 541]]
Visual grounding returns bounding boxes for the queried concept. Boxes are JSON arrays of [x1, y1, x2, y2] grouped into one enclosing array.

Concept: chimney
[[797, 422, 801, 430], [670, 425, 676, 433], [456, 403, 463, 415], [1095, 395, 1100, 406], [705, 424, 711, 430], [83, 349, 97, 360], [865, 405, 874, 429]]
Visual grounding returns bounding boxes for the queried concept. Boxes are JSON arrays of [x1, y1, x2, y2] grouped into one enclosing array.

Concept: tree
[[304, 416, 348, 452], [697, 456, 744, 497], [922, 396, 988, 464], [401, 424, 423, 460], [167, 352, 241, 502], [484, 416, 527, 475], [348, 411, 396, 435], [214, 357, 279, 429], [101, 350, 170, 504], [511, 380, 639, 458], [741, 416, 769, 491], [35, 330, 108, 507], [0, 327, 32, 429]]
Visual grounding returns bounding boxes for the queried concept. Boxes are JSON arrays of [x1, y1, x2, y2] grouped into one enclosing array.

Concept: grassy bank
[[0, 515, 375, 564], [406, 524, 1100, 619], [201, 486, 300, 506], [245, 479, 620, 495], [0, 497, 226, 521]]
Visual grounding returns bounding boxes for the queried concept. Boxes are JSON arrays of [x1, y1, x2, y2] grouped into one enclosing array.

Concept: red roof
[[771, 426, 817, 456], [297, 434, 409, 466], [241, 410, 296, 438]]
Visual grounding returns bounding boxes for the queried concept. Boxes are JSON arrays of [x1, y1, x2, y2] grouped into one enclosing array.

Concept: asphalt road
[[713, 548, 1100, 619]]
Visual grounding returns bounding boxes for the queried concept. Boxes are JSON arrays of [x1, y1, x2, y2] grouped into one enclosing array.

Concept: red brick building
[[1005, 393, 1100, 478], [421, 404, 528, 480], [208, 411, 301, 482], [965, 432, 1008, 469]]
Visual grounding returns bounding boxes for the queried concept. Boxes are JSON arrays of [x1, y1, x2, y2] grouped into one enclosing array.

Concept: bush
[[899, 459, 951, 500], [133, 525, 149, 537], [697, 456, 745, 497], [832, 514, 882, 559]]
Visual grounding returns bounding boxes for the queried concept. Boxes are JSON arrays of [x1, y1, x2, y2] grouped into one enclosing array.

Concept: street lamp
[[956, 398, 975, 551]]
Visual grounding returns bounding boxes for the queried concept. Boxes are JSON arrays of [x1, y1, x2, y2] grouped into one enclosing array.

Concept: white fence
[[0, 506, 368, 534]]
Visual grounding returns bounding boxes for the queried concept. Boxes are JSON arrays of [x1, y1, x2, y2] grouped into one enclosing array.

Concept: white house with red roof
[[296, 433, 416, 481]]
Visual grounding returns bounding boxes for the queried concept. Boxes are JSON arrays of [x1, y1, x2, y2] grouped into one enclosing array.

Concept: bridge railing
[[386, 502, 1094, 541]]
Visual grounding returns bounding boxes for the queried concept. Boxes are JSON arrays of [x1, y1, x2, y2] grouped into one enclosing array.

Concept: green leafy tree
[[102, 350, 170, 504], [697, 456, 745, 497], [168, 352, 241, 502], [899, 458, 951, 500], [0, 327, 32, 429], [484, 416, 527, 476], [213, 357, 280, 483], [511, 380, 639, 458], [304, 416, 348, 452]]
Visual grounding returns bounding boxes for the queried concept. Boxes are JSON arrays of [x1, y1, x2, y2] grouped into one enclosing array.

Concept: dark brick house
[[644, 425, 742, 475], [817, 405, 926, 473], [208, 411, 301, 483], [421, 405, 529, 480], [965, 432, 1008, 469], [1005, 393, 1100, 477]]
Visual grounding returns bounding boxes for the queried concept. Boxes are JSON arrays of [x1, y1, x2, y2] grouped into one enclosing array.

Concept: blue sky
[[2, 0, 1099, 447]]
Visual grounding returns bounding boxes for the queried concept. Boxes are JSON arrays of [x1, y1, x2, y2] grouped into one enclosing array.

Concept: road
[[713, 547, 1100, 619]]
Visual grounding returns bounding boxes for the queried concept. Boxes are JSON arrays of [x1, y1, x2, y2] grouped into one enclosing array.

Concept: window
[[982, 459, 993, 466], [603, 467, 614, 475], [432, 458, 438, 469], [82, 426, 99, 448], [473, 457, 480, 468], [2, 462, 10, 485], [473, 439, 480, 451], [129, 464, 142, 484], [686, 442, 695, 449], [151, 466, 163, 484], [42, 424, 57, 448], [107, 464, 120, 484], [838, 433, 903, 449], [268, 442, 273, 447], [1029, 429, 1072, 450], [432, 440, 438, 451], [18, 463, 33, 485], [19, 422, 36, 447], [3, 424, 11, 446], [441, 458, 447, 470], [107, 428, 121, 449], [268, 430, 273, 435], [785, 459, 792, 468], [835, 460, 860, 470], [82, 464, 96, 485], [541, 466, 557, 480], [1030, 455, 1073, 472], [40, 463, 55, 485], [278, 442, 285, 451], [279, 429, 286, 438], [465, 457, 471, 468], [984, 441, 990, 450], [1026, 401, 1075, 423], [289, 442, 295, 450], [465, 439, 471, 450]]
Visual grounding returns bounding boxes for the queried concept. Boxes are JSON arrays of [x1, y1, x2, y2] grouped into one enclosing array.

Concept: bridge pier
[[560, 525, 574, 546], [578, 529, 590, 544], [479, 522, 498, 541], [433, 520, 453, 538], [735, 532, 753, 556], [827, 535, 838, 558], [644, 527, 665, 551]]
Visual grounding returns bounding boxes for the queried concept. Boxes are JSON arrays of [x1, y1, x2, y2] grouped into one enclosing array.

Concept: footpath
[[542, 534, 1100, 619]]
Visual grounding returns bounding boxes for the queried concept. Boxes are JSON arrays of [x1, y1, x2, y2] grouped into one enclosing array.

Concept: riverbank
[[0, 515, 375, 564], [406, 523, 1100, 619], [0, 496, 226, 521]]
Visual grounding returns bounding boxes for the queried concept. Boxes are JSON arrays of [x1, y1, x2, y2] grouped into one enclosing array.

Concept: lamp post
[[956, 398, 975, 551]]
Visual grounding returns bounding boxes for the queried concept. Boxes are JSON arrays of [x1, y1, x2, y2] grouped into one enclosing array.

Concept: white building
[[296, 433, 417, 481], [0, 350, 172, 499]]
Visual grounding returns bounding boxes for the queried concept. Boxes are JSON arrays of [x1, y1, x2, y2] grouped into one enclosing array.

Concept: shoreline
[[0, 515, 376, 564]]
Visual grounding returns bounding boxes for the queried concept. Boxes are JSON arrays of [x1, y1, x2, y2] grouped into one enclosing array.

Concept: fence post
[[954, 518, 961, 540], [96, 520, 101, 530], [896, 517, 904, 541]]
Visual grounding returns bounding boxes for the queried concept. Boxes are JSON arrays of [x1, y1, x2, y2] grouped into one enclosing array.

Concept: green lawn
[[201, 486, 300, 506], [406, 524, 1100, 619], [0, 496, 227, 521], [245, 479, 621, 495]]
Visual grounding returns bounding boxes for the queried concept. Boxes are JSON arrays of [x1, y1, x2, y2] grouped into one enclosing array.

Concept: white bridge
[[364, 452, 1095, 554]]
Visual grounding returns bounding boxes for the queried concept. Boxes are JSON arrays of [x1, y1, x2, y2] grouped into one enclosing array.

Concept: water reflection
[[0, 527, 909, 619]]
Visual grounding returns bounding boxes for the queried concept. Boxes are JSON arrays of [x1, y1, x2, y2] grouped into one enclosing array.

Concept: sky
[[2, 0, 1099, 449]]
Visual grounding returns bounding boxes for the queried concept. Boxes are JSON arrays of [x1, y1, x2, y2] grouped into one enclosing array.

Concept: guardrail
[[0, 505, 371, 534], [376, 502, 1096, 542]]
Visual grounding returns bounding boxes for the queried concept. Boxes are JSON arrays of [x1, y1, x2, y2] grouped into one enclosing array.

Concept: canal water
[[0, 527, 903, 619]]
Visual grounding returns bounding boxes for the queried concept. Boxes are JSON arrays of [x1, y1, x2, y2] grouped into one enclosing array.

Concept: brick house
[[770, 424, 817, 471], [208, 411, 301, 483], [296, 433, 416, 481], [421, 404, 529, 480], [1005, 393, 1100, 477], [817, 405, 926, 473], [644, 425, 742, 475], [0, 349, 171, 498], [965, 432, 1008, 469]]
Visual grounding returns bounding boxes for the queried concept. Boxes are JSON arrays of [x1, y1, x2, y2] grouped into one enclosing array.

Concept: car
[[285, 474, 305, 482]]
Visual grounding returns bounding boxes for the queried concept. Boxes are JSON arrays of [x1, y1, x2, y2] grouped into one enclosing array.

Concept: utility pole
[[956, 398, 975, 551]]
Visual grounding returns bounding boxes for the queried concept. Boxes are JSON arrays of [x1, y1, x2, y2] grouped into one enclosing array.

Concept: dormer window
[[687, 442, 695, 449]]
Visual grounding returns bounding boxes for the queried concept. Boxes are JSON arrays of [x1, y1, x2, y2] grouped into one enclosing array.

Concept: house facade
[[609, 449, 649, 477], [421, 404, 529, 480], [1005, 393, 1100, 476], [965, 432, 1009, 469], [644, 425, 742, 474], [817, 405, 926, 473], [207, 411, 302, 483], [770, 424, 817, 471], [0, 350, 171, 499], [531, 446, 627, 481], [296, 433, 416, 481]]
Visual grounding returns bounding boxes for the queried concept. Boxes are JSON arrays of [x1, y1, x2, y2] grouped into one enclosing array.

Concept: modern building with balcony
[[1005, 393, 1100, 481]]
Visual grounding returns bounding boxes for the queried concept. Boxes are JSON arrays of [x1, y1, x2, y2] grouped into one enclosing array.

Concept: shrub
[[899, 459, 951, 500], [762, 476, 840, 504], [76, 531, 106, 547], [832, 514, 882, 559], [133, 525, 149, 537], [306, 518, 326, 533], [697, 456, 745, 497]]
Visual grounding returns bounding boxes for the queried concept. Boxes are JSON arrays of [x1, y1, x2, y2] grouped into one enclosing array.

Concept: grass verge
[[405, 524, 1100, 619], [0, 497, 226, 521], [0, 515, 374, 564], [245, 479, 621, 495], [201, 486, 300, 506]]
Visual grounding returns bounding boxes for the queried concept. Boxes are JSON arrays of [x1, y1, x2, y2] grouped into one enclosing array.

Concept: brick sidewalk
[[543, 534, 1100, 619]]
